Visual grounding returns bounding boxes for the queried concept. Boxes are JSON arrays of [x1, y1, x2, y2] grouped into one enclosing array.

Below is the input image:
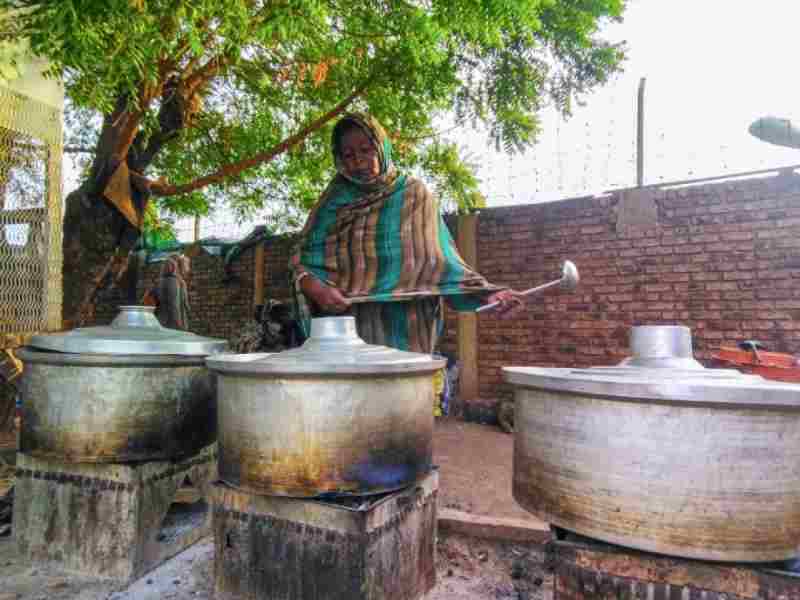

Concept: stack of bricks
[[260, 233, 298, 307]]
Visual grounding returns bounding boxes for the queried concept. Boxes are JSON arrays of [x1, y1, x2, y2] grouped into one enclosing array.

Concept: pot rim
[[503, 366, 800, 409], [206, 352, 446, 376], [17, 346, 209, 367]]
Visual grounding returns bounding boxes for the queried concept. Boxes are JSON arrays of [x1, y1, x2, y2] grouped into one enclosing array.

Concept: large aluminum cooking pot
[[17, 305, 227, 463], [504, 325, 800, 562], [206, 316, 444, 498]]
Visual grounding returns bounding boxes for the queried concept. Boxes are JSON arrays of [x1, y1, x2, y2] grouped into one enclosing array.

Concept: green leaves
[[416, 142, 486, 214], [11, 0, 626, 230], [142, 200, 179, 249]]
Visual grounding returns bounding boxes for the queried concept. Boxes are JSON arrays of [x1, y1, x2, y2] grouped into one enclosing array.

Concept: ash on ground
[[430, 532, 549, 600], [0, 528, 551, 600]]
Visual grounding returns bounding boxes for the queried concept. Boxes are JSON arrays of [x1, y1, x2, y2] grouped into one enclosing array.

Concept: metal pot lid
[[28, 305, 227, 356], [206, 316, 445, 376], [503, 325, 800, 408]]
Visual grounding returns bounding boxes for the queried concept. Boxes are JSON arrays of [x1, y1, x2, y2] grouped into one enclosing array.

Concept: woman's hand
[[484, 289, 525, 318], [315, 285, 351, 314], [300, 274, 351, 314]]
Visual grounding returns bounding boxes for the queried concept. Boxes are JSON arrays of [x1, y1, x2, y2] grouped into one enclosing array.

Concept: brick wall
[[94, 172, 800, 410], [446, 173, 800, 403], [95, 234, 298, 344]]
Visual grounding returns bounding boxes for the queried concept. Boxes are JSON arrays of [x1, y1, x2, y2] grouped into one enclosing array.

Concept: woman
[[291, 113, 521, 354], [155, 254, 192, 331]]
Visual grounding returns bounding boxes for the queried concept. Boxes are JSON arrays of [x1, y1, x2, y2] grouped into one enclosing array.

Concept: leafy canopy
[[1, 0, 625, 229]]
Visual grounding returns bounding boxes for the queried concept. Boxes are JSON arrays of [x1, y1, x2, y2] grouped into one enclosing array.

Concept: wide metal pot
[[206, 317, 444, 498], [504, 325, 800, 562], [18, 305, 227, 463]]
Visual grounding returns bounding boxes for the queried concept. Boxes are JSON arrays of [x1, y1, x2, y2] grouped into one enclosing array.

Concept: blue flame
[[347, 460, 412, 489]]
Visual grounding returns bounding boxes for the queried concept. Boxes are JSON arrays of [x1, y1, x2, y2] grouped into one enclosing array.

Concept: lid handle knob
[[630, 325, 693, 359], [111, 305, 162, 330]]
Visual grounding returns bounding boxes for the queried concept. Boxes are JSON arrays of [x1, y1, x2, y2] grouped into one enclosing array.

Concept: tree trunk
[[61, 184, 141, 328], [61, 92, 154, 329]]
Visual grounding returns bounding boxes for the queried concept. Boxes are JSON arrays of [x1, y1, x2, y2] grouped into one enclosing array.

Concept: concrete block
[[13, 443, 217, 581]]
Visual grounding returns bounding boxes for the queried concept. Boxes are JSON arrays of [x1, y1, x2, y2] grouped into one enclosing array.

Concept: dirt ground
[[433, 417, 531, 521], [0, 530, 550, 600], [430, 532, 549, 600], [0, 419, 552, 599]]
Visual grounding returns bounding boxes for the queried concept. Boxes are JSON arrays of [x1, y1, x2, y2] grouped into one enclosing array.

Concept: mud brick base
[[548, 534, 800, 600], [212, 470, 438, 600], [13, 443, 217, 581]]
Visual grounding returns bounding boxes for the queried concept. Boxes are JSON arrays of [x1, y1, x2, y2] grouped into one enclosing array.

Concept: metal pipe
[[637, 77, 646, 187], [476, 260, 579, 313]]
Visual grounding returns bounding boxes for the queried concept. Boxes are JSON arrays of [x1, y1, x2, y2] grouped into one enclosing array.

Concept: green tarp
[[138, 225, 274, 276]]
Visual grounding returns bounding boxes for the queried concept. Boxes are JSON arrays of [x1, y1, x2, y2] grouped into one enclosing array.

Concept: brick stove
[[547, 531, 800, 600], [211, 469, 438, 600], [13, 444, 217, 581]]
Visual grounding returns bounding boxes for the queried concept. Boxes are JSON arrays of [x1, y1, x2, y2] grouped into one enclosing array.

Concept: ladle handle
[[476, 279, 561, 313]]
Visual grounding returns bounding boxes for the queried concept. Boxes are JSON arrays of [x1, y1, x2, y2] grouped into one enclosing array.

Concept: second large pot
[[206, 317, 444, 497]]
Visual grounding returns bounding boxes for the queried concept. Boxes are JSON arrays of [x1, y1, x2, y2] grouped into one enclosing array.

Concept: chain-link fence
[[0, 86, 62, 338], [0, 67, 63, 432]]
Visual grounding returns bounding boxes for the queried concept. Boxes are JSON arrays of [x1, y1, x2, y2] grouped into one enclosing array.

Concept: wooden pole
[[637, 77, 646, 187], [456, 214, 479, 414], [193, 216, 201, 241], [253, 242, 265, 309], [45, 146, 62, 332]]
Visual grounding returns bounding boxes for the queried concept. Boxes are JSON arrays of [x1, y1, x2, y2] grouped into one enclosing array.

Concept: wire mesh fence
[[0, 86, 62, 337], [458, 75, 800, 206]]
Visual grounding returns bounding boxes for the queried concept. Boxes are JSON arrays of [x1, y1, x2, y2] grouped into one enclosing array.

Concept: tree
[[1, 0, 625, 327]]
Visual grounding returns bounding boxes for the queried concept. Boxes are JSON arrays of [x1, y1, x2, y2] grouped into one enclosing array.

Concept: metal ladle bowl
[[559, 260, 580, 290], [476, 259, 580, 313]]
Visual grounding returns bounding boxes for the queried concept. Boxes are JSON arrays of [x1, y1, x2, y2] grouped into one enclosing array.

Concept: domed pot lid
[[503, 325, 800, 408], [206, 316, 445, 376], [27, 305, 227, 356]]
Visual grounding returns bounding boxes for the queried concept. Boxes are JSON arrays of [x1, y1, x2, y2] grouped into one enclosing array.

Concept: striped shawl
[[290, 113, 503, 351]]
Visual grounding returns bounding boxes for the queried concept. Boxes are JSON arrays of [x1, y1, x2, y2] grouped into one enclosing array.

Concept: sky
[[462, 0, 800, 206]]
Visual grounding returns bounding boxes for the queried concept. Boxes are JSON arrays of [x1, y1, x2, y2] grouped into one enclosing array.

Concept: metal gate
[[0, 45, 63, 430]]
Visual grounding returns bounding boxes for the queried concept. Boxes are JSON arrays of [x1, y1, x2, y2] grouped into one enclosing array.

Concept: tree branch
[[151, 82, 369, 197], [108, 81, 166, 164], [178, 19, 217, 81], [182, 51, 234, 97], [129, 78, 188, 171], [179, 2, 287, 91], [136, 132, 180, 172]]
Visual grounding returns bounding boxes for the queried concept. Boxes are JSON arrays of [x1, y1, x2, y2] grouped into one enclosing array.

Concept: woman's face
[[339, 127, 380, 181]]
